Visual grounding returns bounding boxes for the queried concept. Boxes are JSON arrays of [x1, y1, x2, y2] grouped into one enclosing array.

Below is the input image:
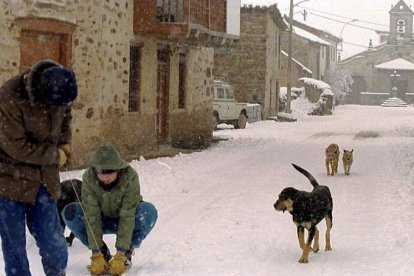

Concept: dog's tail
[[292, 163, 319, 188]]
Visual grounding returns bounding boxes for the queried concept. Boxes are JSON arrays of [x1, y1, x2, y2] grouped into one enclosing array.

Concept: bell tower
[[389, 0, 414, 44]]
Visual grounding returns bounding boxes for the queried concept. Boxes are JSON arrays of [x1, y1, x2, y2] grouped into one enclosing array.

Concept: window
[[129, 45, 142, 112], [156, 0, 184, 22], [225, 88, 234, 100], [15, 17, 75, 72], [397, 19, 406, 39], [178, 52, 187, 109], [216, 87, 225, 99]]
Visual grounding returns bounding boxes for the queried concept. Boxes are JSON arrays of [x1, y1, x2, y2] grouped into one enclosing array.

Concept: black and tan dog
[[273, 164, 333, 263], [57, 178, 82, 246]]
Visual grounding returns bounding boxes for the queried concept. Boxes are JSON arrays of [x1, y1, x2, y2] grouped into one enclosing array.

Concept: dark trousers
[[0, 185, 68, 276], [62, 201, 157, 251]]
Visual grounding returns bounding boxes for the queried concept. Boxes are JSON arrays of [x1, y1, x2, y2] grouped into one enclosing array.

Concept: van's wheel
[[234, 113, 247, 129], [212, 114, 219, 130]]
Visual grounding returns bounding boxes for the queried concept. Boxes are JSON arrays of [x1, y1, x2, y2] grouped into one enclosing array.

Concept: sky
[[3, 98, 414, 275], [241, 0, 411, 59]]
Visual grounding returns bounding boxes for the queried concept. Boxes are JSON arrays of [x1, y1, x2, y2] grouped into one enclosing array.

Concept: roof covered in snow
[[339, 41, 388, 64], [293, 26, 330, 46], [281, 50, 313, 74], [375, 58, 414, 71]]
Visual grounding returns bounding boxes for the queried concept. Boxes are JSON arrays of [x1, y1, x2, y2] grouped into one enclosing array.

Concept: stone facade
[[287, 17, 340, 76], [339, 0, 414, 105], [280, 51, 312, 88], [0, 0, 217, 168], [281, 24, 327, 81], [213, 5, 286, 119]]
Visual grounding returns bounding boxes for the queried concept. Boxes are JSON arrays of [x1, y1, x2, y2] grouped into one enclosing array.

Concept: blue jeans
[[0, 185, 68, 276], [62, 201, 157, 251]]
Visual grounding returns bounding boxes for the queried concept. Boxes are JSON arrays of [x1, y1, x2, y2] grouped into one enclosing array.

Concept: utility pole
[[286, 0, 310, 113], [286, 0, 293, 113]]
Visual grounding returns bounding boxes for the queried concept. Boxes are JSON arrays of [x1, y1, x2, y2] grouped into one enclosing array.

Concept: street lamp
[[339, 19, 358, 52], [286, 0, 311, 113]]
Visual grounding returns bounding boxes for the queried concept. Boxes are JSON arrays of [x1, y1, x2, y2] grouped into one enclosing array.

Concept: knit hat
[[89, 143, 129, 170], [27, 59, 78, 106]]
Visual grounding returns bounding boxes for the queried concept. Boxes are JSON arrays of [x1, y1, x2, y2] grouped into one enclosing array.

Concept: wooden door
[[20, 31, 65, 72], [396, 80, 408, 99], [156, 48, 170, 141], [16, 17, 75, 72], [349, 75, 367, 104]]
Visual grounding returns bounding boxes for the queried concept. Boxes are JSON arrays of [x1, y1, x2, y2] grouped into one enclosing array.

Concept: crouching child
[[62, 142, 158, 275]]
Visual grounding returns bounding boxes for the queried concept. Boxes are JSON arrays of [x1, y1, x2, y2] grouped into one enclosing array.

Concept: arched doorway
[[348, 75, 367, 104]]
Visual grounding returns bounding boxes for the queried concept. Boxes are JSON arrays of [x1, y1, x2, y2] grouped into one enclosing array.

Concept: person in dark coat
[[0, 59, 78, 276]]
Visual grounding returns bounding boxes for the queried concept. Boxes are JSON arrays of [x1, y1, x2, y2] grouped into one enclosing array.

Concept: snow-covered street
[[2, 105, 414, 275]]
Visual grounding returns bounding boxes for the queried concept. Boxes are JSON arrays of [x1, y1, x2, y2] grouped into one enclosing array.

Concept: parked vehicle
[[212, 80, 248, 129]]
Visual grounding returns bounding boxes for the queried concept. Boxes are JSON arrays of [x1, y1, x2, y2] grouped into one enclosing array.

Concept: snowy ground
[[2, 104, 414, 275]]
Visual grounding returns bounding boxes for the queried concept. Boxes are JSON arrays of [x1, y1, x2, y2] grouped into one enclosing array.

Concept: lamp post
[[287, 0, 311, 113], [339, 19, 357, 54]]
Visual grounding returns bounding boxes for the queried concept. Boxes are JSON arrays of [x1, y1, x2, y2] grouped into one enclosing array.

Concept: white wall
[[227, 0, 240, 36]]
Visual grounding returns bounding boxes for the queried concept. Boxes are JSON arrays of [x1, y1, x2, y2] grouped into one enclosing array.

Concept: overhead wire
[[293, 5, 390, 50], [305, 11, 387, 32], [297, 5, 389, 28]]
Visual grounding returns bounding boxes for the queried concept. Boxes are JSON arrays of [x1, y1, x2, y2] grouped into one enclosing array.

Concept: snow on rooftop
[[281, 50, 313, 74], [340, 41, 387, 63], [292, 26, 330, 46], [375, 58, 414, 71]]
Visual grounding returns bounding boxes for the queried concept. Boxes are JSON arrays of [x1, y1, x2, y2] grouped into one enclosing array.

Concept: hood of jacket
[[88, 142, 129, 170]]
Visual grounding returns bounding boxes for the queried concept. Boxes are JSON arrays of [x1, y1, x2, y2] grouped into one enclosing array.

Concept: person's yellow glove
[[89, 252, 109, 275], [59, 143, 72, 157], [109, 252, 127, 275], [58, 148, 67, 168]]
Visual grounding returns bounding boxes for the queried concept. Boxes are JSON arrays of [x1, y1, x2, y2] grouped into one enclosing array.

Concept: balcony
[[133, 0, 238, 47]]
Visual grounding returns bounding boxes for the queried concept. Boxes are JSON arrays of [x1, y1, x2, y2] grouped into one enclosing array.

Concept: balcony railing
[[134, 0, 238, 47]]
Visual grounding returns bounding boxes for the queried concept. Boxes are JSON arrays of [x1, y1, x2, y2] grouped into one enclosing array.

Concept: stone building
[[339, 0, 414, 105], [213, 5, 287, 119], [280, 50, 312, 88], [281, 18, 340, 84], [0, 0, 239, 168], [284, 17, 340, 80]]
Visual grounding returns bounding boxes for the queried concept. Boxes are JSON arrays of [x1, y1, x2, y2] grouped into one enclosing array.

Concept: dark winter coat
[[0, 75, 72, 203], [82, 143, 143, 251]]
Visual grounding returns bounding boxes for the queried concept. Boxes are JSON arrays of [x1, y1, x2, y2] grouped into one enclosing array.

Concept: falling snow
[[1, 104, 414, 275]]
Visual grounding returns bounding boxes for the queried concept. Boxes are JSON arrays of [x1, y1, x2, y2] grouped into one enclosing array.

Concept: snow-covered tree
[[326, 68, 353, 105]]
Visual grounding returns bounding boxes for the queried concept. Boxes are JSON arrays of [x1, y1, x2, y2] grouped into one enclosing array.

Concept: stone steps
[[381, 97, 408, 107]]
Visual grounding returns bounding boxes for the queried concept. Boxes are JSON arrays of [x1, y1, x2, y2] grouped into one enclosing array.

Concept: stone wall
[[280, 53, 312, 88], [169, 47, 214, 149], [0, 0, 213, 168], [214, 5, 284, 119], [360, 92, 390, 106], [339, 44, 414, 105], [282, 31, 321, 80]]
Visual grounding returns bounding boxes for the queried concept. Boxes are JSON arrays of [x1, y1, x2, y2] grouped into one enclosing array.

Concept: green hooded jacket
[[81, 143, 143, 251]]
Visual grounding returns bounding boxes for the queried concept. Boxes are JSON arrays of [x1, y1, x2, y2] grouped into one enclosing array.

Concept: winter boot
[[100, 242, 112, 262]]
